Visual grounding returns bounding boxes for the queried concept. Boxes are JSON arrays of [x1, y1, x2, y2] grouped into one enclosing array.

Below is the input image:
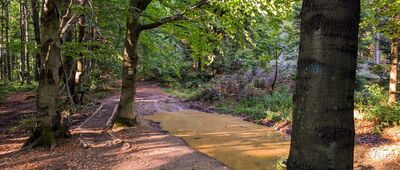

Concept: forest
[[0, 0, 399, 169]]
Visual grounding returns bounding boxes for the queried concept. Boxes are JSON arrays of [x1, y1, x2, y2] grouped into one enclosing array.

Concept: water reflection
[[145, 110, 290, 170]]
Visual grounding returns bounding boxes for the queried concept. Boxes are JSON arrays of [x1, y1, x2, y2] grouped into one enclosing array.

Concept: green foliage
[[17, 117, 39, 130], [355, 84, 400, 124], [163, 83, 208, 100], [217, 87, 293, 121], [369, 64, 389, 77], [0, 82, 37, 101], [136, 0, 301, 85], [275, 157, 288, 170]]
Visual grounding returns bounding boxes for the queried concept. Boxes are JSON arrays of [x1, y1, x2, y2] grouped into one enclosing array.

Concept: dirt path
[[0, 82, 227, 170], [0, 92, 35, 132]]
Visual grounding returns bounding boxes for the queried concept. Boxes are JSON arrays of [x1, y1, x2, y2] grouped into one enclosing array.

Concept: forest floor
[[0, 82, 226, 170], [0, 82, 399, 169]]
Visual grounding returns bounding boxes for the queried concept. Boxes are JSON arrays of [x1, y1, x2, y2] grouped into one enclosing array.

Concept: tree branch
[[139, 0, 208, 32], [59, 0, 88, 43]]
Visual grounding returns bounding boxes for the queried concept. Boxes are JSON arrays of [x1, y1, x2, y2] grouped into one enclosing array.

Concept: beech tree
[[24, 0, 64, 148], [287, 0, 360, 169], [117, 0, 209, 123], [116, 0, 284, 123]]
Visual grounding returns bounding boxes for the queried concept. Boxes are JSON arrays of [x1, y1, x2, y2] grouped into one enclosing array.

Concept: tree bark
[[25, 0, 31, 84], [31, 0, 41, 81], [24, 0, 64, 148], [19, 0, 26, 84], [0, 4, 4, 81], [287, 0, 360, 169], [5, 1, 11, 81], [388, 38, 398, 105], [118, 0, 142, 121], [74, 14, 86, 103]]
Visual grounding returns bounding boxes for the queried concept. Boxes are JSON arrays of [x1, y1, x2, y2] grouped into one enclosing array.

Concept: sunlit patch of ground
[[366, 142, 400, 161], [145, 110, 290, 170]]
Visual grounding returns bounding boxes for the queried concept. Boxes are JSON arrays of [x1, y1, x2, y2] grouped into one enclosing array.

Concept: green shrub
[[217, 87, 293, 121], [163, 83, 207, 100], [355, 84, 400, 124]]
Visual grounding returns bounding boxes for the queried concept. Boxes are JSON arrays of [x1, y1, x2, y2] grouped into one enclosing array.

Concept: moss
[[23, 126, 56, 149], [113, 116, 136, 128], [41, 127, 57, 148], [22, 125, 70, 149]]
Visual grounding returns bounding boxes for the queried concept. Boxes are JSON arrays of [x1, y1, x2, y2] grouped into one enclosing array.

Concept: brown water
[[145, 110, 290, 170]]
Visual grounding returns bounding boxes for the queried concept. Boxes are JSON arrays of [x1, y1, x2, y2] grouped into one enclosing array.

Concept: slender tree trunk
[[63, 31, 76, 104], [287, 0, 360, 169], [19, 0, 26, 84], [74, 14, 86, 103], [0, 5, 4, 81], [270, 50, 280, 94], [24, 0, 64, 148], [375, 33, 381, 64], [31, 0, 41, 81], [5, 2, 11, 81], [25, 0, 31, 84], [389, 38, 398, 105], [118, 7, 140, 121]]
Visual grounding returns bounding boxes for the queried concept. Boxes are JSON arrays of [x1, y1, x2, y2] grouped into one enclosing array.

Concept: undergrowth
[[355, 84, 400, 125], [163, 83, 207, 100], [216, 87, 293, 121], [165, 82, 293, 123], [0, 82, 38, 101]]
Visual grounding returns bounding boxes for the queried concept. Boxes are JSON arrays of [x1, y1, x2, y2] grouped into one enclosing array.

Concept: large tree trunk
[[31, 0, 41, 81], [118, 6, 141, 122], [287, 0, 360, 169], [118, 0, 155, 123], [24, 0, 64, 148], [389, 38, 398, 104]]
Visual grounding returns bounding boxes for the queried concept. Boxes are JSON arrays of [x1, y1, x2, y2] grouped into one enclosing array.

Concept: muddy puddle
[[145, 110, 290, 170]]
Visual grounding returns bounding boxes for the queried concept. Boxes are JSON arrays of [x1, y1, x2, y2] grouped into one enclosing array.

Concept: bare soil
[[0, 82, 227, 170]]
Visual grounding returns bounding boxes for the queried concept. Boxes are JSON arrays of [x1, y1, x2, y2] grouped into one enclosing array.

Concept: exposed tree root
[[22, 125, 71, 149], [113, 116, 136, 128]]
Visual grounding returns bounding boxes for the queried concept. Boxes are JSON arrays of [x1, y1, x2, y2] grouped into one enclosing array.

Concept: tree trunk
[[19, 0, 26, 84], [24, 0, 64, 148], [74, 14, 86, 103], [31, 0, 41, 81], [375, 33, 381, 64], [287, 0, 360, 169], [0, 5, 4, 81], [117, 0, 206, 123], [5, 2, 11, 81], [389, 38, 398, 105], [63, 31, 76, 104], [270, 50, 280, 94], [25, 0, 31, 84], [118, 7, 140, 122]]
